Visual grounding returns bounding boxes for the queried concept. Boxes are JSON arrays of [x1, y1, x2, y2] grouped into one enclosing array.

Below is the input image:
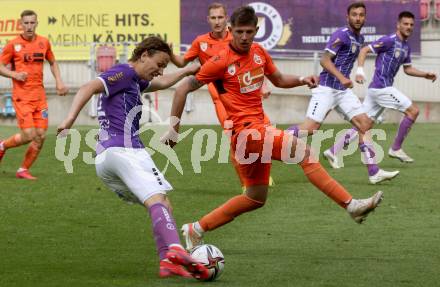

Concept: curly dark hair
[[129, 36, 171, 62]]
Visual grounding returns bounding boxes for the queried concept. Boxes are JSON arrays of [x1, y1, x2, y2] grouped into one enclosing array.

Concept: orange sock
[[300, 160, 352, 208], [199, 194, 264, 231], [21, 142, 42, 170], [3, 134, 23, 149]]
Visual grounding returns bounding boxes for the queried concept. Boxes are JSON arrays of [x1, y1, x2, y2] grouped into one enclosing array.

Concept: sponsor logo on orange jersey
[[237, 67, 264, 93], [227, 64, 236, 75], [200, 41, 208, 52], [253, 54, 262, 65]]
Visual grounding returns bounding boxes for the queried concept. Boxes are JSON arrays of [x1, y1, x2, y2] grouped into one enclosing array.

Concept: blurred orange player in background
[[0, 10, 68, 180]]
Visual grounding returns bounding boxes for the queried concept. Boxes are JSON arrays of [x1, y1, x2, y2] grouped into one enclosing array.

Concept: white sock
[[194, 221, 205, 234], [17, 167, 27, 173]]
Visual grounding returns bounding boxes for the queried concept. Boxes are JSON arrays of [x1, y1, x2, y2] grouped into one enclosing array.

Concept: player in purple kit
[[57, 37, 209, 280], [326, 11, 437, 163], [286, 2, 399, 184]]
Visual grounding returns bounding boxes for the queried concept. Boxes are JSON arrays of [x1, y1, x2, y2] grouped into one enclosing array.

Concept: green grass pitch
[[1, 124, 440, 286]]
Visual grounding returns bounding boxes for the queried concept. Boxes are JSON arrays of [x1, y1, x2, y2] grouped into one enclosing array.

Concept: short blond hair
[[208, 2, 227, 16]]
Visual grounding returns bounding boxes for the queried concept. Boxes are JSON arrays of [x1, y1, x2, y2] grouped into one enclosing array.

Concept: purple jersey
[[319, 27, 364, 90], [96, 64, 150, 153], [368, 34, 411, 89]]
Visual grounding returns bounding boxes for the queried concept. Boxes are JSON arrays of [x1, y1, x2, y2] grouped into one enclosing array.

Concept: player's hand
[[56, 83, 69, 96], [355, 67, 366, 84], [261, 80, 271, 99], [340, 77, 354, 89], [262, 90, 271, 99], [13, 71, 27, 82], [302, 75, 319, 88], [160, 128, 179, 148], [425, 72, 437, 82], [355, 74, 366, 84], [56, 118, 75, 137], [184, 63, 201, 76]]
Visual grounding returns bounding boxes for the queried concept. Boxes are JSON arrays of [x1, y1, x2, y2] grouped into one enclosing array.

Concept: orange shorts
[[231, 124, 289, 187], [13, 98, 48, 129]]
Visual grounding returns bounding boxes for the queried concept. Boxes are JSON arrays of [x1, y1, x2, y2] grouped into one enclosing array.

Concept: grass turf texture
[[1, 124, 440, 287]]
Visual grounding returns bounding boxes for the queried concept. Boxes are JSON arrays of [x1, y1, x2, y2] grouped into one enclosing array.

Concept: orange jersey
[[0, 34, 55, 99], [195, 43, 277, 127], [184, 31, 232, 65]]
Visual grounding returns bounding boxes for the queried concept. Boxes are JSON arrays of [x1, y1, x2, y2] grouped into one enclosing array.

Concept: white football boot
[[181, 223, 204, 251], [347, 191, 383, 224], [388, 148, 414, 163], [369, 169, 400, 184]]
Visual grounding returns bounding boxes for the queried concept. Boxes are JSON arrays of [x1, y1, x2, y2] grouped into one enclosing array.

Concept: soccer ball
[[190, 244, 225, 281]]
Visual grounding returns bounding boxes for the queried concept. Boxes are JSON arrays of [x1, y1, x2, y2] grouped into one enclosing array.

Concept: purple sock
[[330, 127, 358, 155], [392, 116, 414, 151], [286, 124, 299, 137], [359, 143, 379, 176], [148, 203, 181, 260]]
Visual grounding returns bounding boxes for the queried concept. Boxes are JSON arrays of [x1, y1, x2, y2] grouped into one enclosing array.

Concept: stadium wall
[[1, 48, 439, 127], [1, 36, 440, 128]]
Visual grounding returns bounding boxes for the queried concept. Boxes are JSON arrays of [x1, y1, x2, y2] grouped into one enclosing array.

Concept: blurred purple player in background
[[287, 2, 399, 184], [326, 11, 437, 163]]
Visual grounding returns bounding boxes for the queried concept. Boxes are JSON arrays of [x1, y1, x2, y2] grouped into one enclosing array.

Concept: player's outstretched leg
[[182, 193, 265, 250], [300, 158, 384, 223], [284, 131, 384, 223], [147, 198, 208, 279]]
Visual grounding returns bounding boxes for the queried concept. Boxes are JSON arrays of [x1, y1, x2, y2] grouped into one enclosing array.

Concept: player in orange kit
[[171, 2, 273, 188], [171, 2, 234, 126], [0, 10, 68, 179], [163, 6, 384, 250]]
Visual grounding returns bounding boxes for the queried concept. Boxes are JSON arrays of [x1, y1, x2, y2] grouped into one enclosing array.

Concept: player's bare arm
[[0, 63, 27, 81], [146, 63, 200, 92], [168, 42, 190, 68], [48, 59, 69, 96], [162, 75, 205, 147], [171, 75, 205, 124], [57, 79, 104, 135], [320, 51, 353, 88], [403, 66, 437, 82], [266, 70, 318, 89], [170, 53, 190, 68], [355, 46, 372, 84]]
